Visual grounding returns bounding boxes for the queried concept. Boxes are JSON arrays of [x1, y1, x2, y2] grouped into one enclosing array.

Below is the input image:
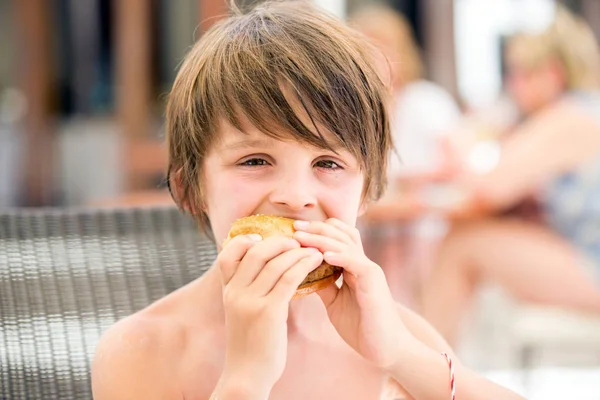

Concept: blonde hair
[[507, 4, 600, 90], [348, 3, 424, 85], [166, 0, 392, 231]]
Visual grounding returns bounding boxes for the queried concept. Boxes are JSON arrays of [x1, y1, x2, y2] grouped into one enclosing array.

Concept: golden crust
[[292, 268, 342, 299], [224, 215, 296, 246], [224, 215, 341, 297]]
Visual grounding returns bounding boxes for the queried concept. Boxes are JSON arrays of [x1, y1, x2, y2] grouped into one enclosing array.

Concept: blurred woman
[[421, 4, 600, 345], [349, 4, 461, 305], [350, 4, 460, 182]]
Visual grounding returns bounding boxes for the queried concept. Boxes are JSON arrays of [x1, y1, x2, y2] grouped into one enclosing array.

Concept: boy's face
[[202, 119, 365, 249]]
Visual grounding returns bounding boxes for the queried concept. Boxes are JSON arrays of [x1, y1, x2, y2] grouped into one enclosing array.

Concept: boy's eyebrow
[[221, 138, 273, 151], [222, 137, 346, 152]]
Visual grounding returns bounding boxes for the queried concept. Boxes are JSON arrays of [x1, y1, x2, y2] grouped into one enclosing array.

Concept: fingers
[[250, 247, 321, 296], [293, 219, 363, 253], [228, 236, 300, 289], [324, 251, 384, 284], [269, 251, 324, 301], [323, 251, 365, 277], [325, 218, 363, 248], [293, 219, 353, 244], [293, 230, 345, 254], [218, 234, 263, 285]]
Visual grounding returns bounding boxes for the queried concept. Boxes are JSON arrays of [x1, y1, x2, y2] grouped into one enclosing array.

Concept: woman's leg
[[420, 218, 600, 345]]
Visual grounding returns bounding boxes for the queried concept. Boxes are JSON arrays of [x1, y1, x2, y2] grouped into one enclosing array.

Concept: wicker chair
[[0, 206, 216, 400]]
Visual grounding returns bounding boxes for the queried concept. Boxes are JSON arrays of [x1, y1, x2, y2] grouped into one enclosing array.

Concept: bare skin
[[421, 218, 600, 344], [92, 265, 459, 399]]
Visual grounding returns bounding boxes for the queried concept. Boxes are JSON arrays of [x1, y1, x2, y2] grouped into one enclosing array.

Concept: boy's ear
[[167, 167, 199, 215]]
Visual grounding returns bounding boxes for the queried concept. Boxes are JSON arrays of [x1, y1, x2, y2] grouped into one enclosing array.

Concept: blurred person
[[91, 2, 523, 399], [349, 4, 461, 304], [349, 3, 461, 187], [421, 4, 600, 345]]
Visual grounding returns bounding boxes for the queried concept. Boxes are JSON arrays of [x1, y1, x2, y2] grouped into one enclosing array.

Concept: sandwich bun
[[224, 215, 342, 299]]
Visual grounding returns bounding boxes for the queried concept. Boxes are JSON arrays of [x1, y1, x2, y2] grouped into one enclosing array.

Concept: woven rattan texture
[[0, 206, 216, 399]]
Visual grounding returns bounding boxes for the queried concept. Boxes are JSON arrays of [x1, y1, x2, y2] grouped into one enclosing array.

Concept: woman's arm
[[464, 99, 600, 211]]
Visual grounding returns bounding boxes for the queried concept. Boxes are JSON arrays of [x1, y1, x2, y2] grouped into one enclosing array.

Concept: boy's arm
[[91, 316, 184, 400], [395, 304, 457, 359], [392, 304, 525, 400]]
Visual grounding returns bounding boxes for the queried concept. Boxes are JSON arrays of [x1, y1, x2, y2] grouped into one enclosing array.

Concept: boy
[[92, 1, 523, 399]]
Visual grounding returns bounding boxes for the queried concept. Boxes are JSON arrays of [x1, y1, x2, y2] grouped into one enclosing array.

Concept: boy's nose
[[269, 173, 317, 211]]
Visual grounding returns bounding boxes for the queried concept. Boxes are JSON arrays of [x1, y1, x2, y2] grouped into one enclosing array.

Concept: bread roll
[[224, 215, 342, 298]]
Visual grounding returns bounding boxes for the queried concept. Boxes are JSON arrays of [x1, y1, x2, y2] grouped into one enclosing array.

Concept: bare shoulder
[[394, 303, 457, 359], [91, 271, 225, 399], [91, 310, 187, 400]]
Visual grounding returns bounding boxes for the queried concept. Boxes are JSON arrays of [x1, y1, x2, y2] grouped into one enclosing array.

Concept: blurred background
[[2, 0, 591, 208], [3, 0, 600, 398]]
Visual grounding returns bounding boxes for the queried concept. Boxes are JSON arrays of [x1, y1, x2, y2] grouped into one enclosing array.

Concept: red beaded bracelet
[[442, 352, 456, 400]]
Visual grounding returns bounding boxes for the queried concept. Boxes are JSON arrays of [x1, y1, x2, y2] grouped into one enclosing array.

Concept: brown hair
[[166, 0, 392, 231]]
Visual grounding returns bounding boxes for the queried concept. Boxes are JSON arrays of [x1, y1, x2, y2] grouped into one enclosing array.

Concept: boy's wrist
[[382, 333, 420, 375], [383, 336, 456, 400]]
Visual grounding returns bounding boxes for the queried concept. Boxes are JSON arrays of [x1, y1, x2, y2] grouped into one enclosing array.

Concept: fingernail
[[324, 251, 336, 259], [247, 234, 262, 242], [294, 220, 309, 229], [294, 231, 308, 238]]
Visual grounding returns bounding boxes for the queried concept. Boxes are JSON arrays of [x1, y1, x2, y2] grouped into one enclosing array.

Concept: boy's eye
[[239, 158, 269, 167], [315, 159, 342, 170]]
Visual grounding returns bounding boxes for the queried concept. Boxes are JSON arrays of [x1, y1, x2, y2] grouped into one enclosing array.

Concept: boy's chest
[[269, 338, 388, 399], [181, 334, 392, 400]]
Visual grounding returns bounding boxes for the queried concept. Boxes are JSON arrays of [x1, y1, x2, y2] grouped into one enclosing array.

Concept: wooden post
[[15, 0, 55, 206], [114, 0, 154, 190], [421, 0, 459, 100], [581, 0, 600, 42]]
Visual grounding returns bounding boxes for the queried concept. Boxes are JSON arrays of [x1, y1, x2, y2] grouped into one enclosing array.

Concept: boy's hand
[[293, 219, 410, 370], [216, 234, 323, 395]]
